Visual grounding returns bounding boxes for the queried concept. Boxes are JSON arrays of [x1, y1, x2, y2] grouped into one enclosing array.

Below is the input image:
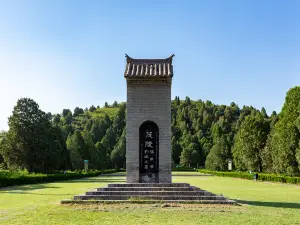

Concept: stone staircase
[[62, 183, 235, 204]]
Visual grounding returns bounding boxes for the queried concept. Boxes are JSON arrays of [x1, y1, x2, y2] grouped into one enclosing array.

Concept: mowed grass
[[1, 172, 300, 225]]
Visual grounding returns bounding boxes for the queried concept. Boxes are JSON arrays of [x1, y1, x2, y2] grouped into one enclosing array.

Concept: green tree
[[112, 103, 126, 136], [112, 101, 119, 108], [48, 126, 71, 170], [205, 136, 230, 171], [90, 120, 106, 143], [66, 130, 89, 169], [89, 105, 96, 112], [205, 121, 231, 171], [3, 98, 62, 172], [261, 107, 268, 118], [95, 141, 108, 169], [261, 134, 273, 173], [0, 131, 7, 168], [110, 129, 126, 169], [52, 114, 61, 126], [73, 107, 84, 117], [232, 114, 270, 172], [82, 130, 97, 169], [180, 142, 200, 167], [62, 109, 72, 117], [171, 137, 182, 165], [267, 87, 300, 175]]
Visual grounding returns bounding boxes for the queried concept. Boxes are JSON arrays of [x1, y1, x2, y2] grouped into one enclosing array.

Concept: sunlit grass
[[0, 172, 299, 225]]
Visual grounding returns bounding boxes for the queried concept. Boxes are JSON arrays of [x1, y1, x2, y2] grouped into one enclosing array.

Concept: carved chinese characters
[[139, 121, 158, 177]]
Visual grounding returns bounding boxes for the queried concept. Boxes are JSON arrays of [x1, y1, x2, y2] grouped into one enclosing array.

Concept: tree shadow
[[104, 173, 126, 176], [61, 178, 125, 183], [0, 191, 70, 195], [236, 200, 300, 209], [172, 174, 213, 177], [0, 184, 60, 192]]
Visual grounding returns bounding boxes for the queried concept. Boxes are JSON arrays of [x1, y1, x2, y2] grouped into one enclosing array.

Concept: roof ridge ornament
[[125, 54, 175, 64], [125, 54, 133, 63]]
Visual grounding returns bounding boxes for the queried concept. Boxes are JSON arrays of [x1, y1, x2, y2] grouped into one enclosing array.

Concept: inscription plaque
[[139, 121, 159, 183]]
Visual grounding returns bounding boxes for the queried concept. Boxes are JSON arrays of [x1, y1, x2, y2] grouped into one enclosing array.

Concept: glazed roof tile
[[124, 54, 174, 78]]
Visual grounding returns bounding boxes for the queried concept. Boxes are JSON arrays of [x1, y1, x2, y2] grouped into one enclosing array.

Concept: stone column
[[126, 82, 172, 183]]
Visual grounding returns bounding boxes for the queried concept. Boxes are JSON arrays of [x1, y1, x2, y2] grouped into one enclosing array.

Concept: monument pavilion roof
[[124, 54, 174, 78]]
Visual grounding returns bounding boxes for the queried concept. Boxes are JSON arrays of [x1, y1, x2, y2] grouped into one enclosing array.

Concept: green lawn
[[1, 172, 300, 225]]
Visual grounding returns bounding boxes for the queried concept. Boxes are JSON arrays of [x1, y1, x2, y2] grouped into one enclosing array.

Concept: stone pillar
[[124, 54, 174, 183], [126, 82, 172, 183]]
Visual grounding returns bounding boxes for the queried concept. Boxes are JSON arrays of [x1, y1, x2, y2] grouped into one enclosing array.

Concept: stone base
[[62, 183, 235, 205]]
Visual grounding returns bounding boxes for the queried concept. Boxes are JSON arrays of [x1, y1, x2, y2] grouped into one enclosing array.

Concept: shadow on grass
[[61, 178, 125, 183], [104, 174, 126, 176], [0, 184, 60, 192], [237, 200, 300, 209], [0, 191, 71, 195], [172, 174, 213, 177]]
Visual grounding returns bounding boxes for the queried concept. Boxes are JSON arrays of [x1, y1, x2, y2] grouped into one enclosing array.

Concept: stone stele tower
[[65, 54, 234, 204], [124, 54, 174, 183]]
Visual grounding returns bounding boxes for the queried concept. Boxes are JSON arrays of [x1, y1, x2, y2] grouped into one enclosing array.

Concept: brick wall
[[126, 81, 172, 183]]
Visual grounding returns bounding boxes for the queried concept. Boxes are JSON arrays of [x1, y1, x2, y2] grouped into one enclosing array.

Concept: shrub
[[0, 169, 116, 187], [197, 169, 300, 185], [172, 167, 196, 171]]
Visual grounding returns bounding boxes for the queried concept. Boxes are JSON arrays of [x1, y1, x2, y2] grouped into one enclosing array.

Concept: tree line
[[1, 87, 300, 176]]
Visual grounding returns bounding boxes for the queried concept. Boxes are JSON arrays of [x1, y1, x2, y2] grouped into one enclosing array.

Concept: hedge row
[[0, 169, 117, 187], [197, 169, 300, 185], [172, 167, 197, 171], [118, 167, 197, 172]]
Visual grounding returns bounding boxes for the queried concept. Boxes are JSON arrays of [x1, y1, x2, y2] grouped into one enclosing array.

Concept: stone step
[[64, 182, 235, 205], [96, 187, 202, 192], [74, 195, 227, 201], [108, 183, 190, 187], [62, 199, 236, 205], [86, 191, 216, 196]]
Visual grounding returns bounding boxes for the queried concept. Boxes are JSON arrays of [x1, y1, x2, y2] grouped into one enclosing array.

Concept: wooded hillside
[[1, 87, 300, 176]]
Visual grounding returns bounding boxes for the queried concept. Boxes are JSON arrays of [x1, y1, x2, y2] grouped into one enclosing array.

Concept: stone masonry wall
[[126, 81, 172, 183]]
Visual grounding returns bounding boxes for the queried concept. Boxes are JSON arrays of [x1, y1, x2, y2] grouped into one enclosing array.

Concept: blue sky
[[0, 0, 299, 130]]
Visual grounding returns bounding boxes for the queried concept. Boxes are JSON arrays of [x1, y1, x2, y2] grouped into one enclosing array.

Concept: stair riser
[[63, 200, 235, 205], [74, 195, 226, 201], [97, 187, 201, 192], [66, 182, 235, 205], [86, 191, 216, 196], [108, 183, 190, 187]]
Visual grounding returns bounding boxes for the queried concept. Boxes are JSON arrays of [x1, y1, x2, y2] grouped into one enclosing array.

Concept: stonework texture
[[126, 81, 172, 183]]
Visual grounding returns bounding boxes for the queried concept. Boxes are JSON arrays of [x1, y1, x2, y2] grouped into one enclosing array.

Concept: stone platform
[[61, 183, 235, 204]]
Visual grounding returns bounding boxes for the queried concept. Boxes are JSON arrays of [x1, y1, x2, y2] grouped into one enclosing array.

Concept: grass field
[[1, 172, 300, 225]]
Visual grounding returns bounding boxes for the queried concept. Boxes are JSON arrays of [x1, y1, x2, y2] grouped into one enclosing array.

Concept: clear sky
[[0, 0, 299, 130]]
